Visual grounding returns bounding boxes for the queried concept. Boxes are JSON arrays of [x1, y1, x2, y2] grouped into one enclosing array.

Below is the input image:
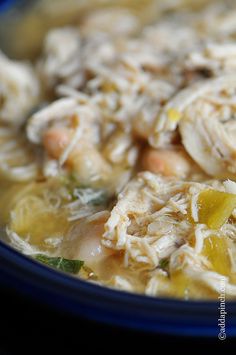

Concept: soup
[[1, 0, 236, 299]]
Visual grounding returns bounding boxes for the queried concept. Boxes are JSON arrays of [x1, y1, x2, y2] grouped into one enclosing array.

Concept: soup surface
[[1, 0, 236, 299]]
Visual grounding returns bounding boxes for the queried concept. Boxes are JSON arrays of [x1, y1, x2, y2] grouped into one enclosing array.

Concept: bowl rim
[[1, 239, 236, 337]]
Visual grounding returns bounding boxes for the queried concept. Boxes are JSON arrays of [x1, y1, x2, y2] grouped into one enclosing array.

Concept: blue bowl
[[0, 0, 236, 339], [0, 0, 22, 12], [0, 240, 236, 337]]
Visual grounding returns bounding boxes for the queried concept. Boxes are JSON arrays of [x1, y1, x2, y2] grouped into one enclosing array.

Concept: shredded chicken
[[104, 173, 213, 262], [0, 51, 40, 126], [2, 0, 236, 299]]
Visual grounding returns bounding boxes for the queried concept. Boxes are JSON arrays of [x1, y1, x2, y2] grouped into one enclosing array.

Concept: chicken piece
[[103, 172, 202, 268], [103, 171, 236, 273], [151, 75, 236, 178], [26, 97, 100, 147], [0, 125, 38, 182], [27, 97, 110, 183], [38, 27, 82, 90], [0, 51, 40, 126], [185, 42, 236, 77], [81, 8, 139, 36]]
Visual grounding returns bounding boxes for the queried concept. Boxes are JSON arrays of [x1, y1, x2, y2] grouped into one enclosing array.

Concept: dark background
[[0, 287, 235, 354]]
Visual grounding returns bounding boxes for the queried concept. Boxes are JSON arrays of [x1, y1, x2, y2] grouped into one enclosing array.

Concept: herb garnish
[[35, 254, 84, 274]]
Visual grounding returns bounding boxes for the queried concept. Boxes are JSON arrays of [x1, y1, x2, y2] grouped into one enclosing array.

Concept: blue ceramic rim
[[0, 0, 35, 13], [0, 0, 17, 12], [1, 240, 236, 337]]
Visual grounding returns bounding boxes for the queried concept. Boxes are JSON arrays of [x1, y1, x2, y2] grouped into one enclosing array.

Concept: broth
[[1, 0, 236, 299]]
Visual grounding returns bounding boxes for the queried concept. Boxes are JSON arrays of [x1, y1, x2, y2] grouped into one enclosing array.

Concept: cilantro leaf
[[35, 254, 84, 274]]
